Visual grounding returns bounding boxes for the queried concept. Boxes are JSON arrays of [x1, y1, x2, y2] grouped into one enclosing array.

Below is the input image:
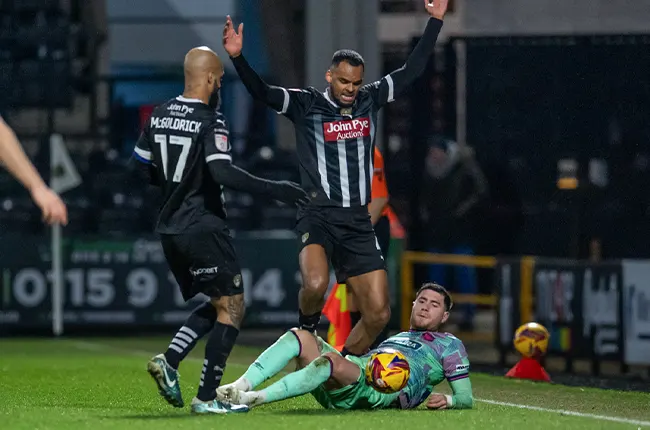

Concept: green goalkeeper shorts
[[310, 337, 394, 410]]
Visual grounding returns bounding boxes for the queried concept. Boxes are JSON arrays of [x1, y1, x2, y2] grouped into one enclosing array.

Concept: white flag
[[49, 134, 81, 194]]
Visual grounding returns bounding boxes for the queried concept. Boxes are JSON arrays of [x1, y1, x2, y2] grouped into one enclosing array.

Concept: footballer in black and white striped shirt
[[224, 0, 450, 356]]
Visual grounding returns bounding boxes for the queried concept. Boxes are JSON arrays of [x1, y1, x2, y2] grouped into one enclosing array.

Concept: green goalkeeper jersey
[[373, 330, 472, 409]]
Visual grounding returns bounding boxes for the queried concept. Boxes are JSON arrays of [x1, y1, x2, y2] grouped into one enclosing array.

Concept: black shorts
[[296, 206, 386, 284], [374, 215, 391, 259], [160, 228, 243, 301]]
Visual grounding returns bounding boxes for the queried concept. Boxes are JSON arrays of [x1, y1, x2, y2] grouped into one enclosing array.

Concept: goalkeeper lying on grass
[[218, 283, 473, 411]]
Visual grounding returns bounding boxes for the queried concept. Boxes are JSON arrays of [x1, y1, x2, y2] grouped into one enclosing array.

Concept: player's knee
[[230, 294, 246, 323], [379, 307, 391, 326], [290, 327, 312, 344], [365, 305, 391, 329], [289, 328, 319, 358], [212, 293, 245, 328], [358, 289, 390, 320], [321, 352, 358, 386], [321, 352, 342, 375], [301, 273, 328, 297]]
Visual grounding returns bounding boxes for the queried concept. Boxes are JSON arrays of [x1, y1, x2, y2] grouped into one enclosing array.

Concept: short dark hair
[[416, 282, 453, 311], [331, 49, 365, 69]]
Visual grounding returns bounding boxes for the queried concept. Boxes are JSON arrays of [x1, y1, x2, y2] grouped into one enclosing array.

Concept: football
[[364, 348, 411, 393], [513, 322, 550, 358]]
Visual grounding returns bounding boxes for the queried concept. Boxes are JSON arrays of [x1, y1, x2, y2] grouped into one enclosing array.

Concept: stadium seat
[[0, 0, 73, 108]]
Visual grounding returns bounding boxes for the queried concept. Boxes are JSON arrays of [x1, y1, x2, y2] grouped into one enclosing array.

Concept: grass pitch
[[1, 337, 649, 429]]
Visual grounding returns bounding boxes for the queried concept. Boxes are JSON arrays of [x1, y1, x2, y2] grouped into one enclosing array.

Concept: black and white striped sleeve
[[363, 18, 443, 109], [231, 54, 313, 121], [275, 88, 312, 119]]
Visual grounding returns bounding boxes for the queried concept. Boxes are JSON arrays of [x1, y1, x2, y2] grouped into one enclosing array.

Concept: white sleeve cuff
[[445, 394, 453, 408], [134, 146, 153, 161], [276, 87, 290, 114], [206, 154, 232, 162], [385, 74, 395, 103]]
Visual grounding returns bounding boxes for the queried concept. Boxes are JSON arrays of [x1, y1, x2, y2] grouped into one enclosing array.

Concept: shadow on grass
[[264, 406, 456, 416], [105, 413, 199, 420], [266, 408, 372, 416]]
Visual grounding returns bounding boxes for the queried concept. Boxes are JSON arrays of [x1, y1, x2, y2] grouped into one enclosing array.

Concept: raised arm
[[364, 0, 448, 108], [223, 15, 311, 120]]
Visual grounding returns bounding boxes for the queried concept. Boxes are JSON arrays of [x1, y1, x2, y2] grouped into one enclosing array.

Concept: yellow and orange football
[[513, 322, 550, 358], [364, 348, 410, 393]]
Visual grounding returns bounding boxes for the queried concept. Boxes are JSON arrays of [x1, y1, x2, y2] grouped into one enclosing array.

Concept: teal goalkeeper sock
[[259, 356, 333, 404], [240, 331, 301, 389]]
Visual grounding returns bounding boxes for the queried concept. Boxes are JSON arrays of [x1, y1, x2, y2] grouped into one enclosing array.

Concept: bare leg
[[344, 270, 391, 355], [348, 288, 362, 330], [212, 293, 245, 328], [298, 244, 330, 329]]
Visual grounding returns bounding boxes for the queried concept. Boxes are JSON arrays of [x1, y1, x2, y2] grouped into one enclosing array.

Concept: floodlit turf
[[1, 337, 649, 430]]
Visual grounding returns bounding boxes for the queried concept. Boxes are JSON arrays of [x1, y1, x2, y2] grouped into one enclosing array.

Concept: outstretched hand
[[276, 181, 308, 207], [424, 0, 449, 20], [222, 15, 244, 58]]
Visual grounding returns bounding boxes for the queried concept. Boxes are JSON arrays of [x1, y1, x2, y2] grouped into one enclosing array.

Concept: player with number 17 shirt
[[132, 46, 306, 415]]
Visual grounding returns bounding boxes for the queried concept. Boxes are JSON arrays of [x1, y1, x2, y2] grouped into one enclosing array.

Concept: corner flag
[[48, 133, 81, 337], [49, 133, 81, 193], [323, 283, 352, 351]]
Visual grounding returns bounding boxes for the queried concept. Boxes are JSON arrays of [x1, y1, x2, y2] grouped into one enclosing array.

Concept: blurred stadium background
[[1, 0, 650, 383]]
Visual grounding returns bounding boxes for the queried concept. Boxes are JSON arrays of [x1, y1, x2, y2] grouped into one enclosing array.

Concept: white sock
[[240, 391, 265, 407], [227, 377, 252, 392]]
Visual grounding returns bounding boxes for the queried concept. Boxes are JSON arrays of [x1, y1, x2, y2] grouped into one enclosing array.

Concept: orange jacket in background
[[371, 147, 390, 218], [372, 147, 405, 238]]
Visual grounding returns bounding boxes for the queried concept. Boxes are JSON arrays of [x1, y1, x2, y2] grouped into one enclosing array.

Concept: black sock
[[341, 346, 362, 357], [299, 310, 321, 331], [341, 347, 352, 357], [350, 311, 361, 328], [164, 301, 217, 369], [197, 322, 240, 402], [343, 312, 362, 357]]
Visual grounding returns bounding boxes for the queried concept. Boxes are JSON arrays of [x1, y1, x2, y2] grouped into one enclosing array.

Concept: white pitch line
[[477, 398, 650, 427]]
